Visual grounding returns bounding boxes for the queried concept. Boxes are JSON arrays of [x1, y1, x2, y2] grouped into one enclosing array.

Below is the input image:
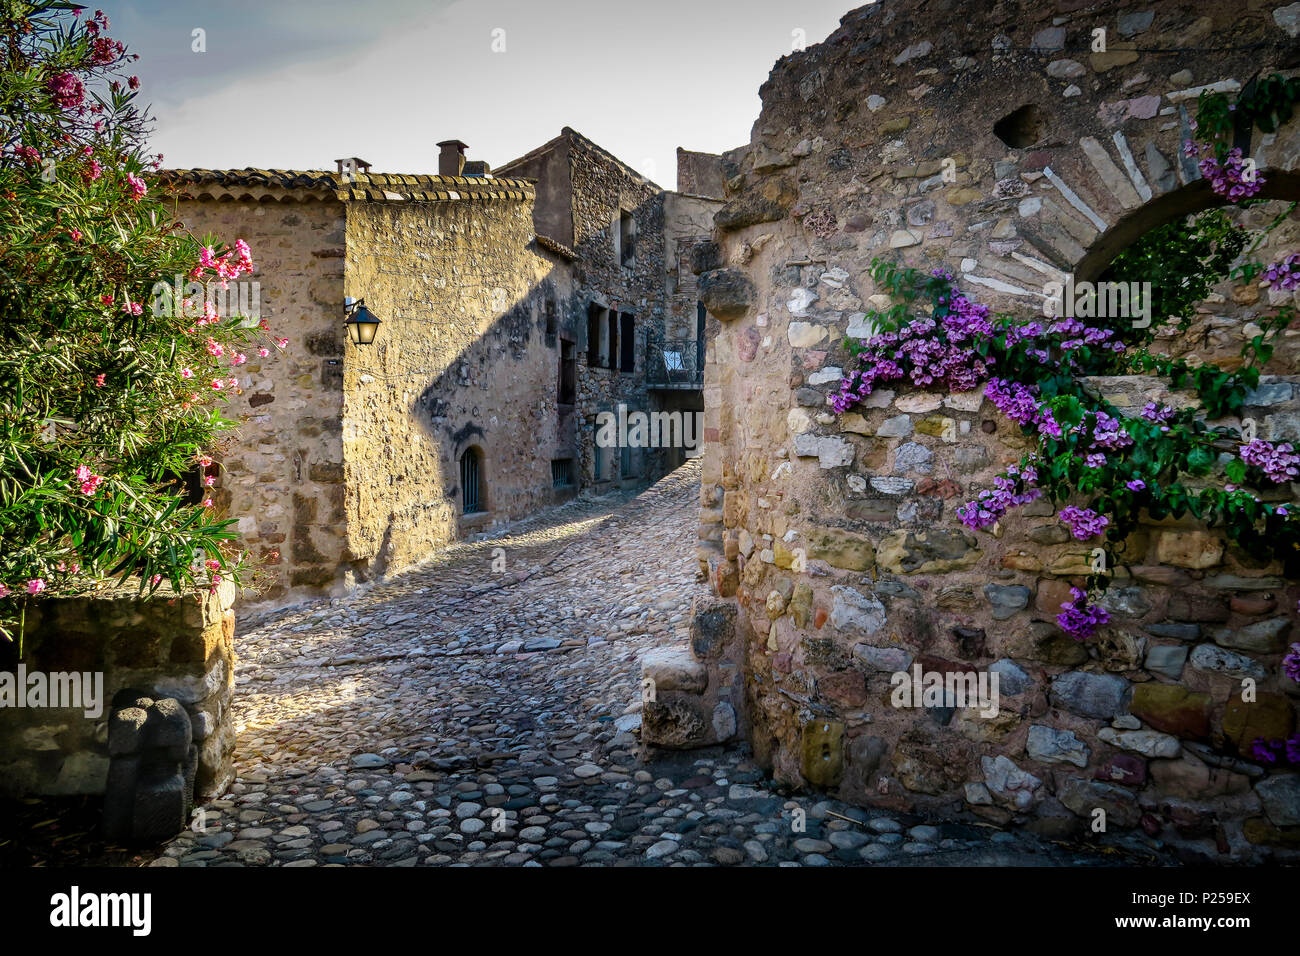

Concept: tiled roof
[[155, 168, 533, 203], [497, 127, 663, 192], [534, 233, 577, 261]]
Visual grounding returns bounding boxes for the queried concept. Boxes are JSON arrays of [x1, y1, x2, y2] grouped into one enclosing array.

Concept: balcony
[[645, 333, 703, 389]]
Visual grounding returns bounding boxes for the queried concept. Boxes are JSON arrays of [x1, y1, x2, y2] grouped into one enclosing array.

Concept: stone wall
[[172, 193, 348, 604], [688, 0, 1300, 860], [343, 182, 573, 578], [0, 584, 236, 800], [566, 130, 668, 488]]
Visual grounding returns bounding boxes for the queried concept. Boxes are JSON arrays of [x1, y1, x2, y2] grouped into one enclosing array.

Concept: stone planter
[[0, 582, 236, 801]]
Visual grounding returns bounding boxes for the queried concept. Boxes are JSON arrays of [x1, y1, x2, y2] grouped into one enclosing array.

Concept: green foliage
[[0, 3, 281, 651], [1195, 74, 1300, 159]]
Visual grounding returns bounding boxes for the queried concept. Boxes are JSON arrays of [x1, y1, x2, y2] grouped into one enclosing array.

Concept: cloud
[[120, 0, 848, 187]]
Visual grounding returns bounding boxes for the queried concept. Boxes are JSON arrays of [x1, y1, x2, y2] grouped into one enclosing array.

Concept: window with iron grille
[[460, 448, 483, 514], [551, 458, 574, 488]]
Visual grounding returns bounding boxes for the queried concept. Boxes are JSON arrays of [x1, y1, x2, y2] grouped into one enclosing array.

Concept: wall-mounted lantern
[[344, 297, 381, 346]]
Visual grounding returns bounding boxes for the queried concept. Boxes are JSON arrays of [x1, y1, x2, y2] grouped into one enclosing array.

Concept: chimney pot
[[437, 139, 468, 177]]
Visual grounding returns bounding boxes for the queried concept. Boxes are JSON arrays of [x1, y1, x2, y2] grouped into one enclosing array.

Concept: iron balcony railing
[[645, 332, 704, 388]]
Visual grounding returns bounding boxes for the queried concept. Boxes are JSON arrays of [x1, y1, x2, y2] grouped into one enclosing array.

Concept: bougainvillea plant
[[832, 86, 1298, 643], [0, 2, 284, 652]]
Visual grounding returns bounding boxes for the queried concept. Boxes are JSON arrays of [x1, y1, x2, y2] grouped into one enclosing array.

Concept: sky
[[107, 0, 857, 191]]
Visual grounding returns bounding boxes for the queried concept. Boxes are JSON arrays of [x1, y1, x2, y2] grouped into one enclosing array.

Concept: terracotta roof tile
[[155, 168, 533, 203]]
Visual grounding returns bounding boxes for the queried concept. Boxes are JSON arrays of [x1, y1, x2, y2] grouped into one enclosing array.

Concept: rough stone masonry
[[664, 0, 1300, 861]]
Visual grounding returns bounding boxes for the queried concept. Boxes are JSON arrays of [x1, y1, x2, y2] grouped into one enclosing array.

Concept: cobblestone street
[[146, 462, 1170, 867]]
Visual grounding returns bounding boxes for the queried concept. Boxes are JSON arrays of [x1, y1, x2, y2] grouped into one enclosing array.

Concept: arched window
[[460, 447, 484, 514]]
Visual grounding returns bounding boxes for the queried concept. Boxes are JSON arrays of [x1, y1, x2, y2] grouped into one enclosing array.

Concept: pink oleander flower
[[204, 475, 216, 487], [68, 228, 83, 242], [45, 72, 85, 110], [226, 377, 238, 389], [276, 337, 289, 349], [257, 347, 270, 358], [202, 498, 214, 508], [196, 454, 214, 468], [210, 379, 224, 390], [0, 584, 9, 598], [231, 353, 247, 366], [75, 464, 104, 496], [94, 373, 106, 387], [181, 367, 194, 379], [26, 579, 46, 596], [150, 574, 162, 586], [12, 144, 41, 167], [125, 172, 147, 201]]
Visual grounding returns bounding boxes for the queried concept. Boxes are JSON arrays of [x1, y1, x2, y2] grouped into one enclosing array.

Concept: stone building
[[656, 0, 1300, 860], [497, 128, 721, 480], [160, 131, 722, 605]]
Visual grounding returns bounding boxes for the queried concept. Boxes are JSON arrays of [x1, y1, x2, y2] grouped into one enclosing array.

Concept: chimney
[[334, 157, 372, 176], [437, 139, 468, 177]]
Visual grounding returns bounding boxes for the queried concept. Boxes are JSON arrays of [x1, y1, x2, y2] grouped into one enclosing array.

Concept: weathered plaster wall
[[681, 0, 1300, 860], [173, 197, 348, 604]]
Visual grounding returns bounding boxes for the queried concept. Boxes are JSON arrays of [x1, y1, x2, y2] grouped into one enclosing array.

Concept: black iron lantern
[[344, 298, 381, 346]]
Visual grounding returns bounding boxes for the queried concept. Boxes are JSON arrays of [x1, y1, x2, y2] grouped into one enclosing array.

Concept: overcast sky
[[110, 0, 855, 190]]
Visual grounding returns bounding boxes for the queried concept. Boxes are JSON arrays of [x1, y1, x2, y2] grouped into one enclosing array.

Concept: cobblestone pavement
[[147, 461, 1171, 867]]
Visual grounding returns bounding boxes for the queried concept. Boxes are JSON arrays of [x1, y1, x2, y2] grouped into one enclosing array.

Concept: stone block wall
[[567, 131, 668, 488], [343, 187, 573, 577], [172, 196, 348, 604], [0, 584, 236, 801], [689, 0, 1300, 859]]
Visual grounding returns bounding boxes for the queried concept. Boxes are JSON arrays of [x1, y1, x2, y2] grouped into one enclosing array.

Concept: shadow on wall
[[343, 185, 676, 584]]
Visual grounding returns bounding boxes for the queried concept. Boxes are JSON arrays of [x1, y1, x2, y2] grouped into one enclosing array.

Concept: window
[[619, 210, 635, 267], [607, 310, 619, 371], [460, 448, 484, 514], [619, 313, 635, 372], [558, 340, 576, 405], [545, 299, 557, 337], [551, 458, 574, 488], [620, 445, 632, 480], [587, 303, 608, 367]]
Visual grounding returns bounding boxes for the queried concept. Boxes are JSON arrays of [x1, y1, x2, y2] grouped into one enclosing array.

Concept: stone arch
[[456, 443, 488, 515], [691, 0, 1300, 859], [1076, 171, 1300, 282]]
